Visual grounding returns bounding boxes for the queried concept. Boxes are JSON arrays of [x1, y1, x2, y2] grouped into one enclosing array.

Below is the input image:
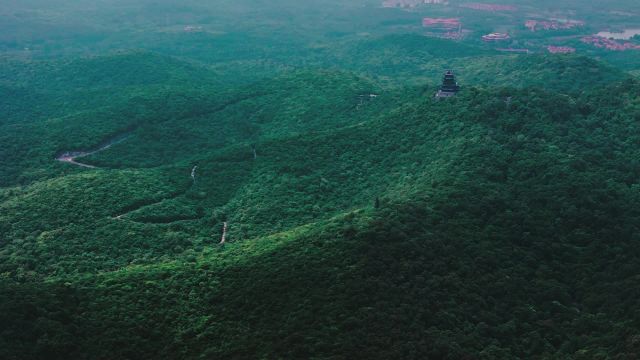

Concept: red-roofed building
[[582, 36, 640, 51], [526, 19, 584, 32], [422, 18, 461, 29]]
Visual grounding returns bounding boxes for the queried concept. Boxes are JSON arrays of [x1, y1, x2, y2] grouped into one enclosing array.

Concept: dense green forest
[[2, 0, 640, 359]]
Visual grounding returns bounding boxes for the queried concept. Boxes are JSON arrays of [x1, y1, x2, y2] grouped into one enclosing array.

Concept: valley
[[1, 0, 640, 359]]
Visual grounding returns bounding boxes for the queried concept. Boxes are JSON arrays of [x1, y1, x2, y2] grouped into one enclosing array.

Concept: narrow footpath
[[56, 133, 131, 168]]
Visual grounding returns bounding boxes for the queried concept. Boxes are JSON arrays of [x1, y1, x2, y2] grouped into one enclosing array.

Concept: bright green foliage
[[2, 1, 640, 358], [2, 52, 640, 358]]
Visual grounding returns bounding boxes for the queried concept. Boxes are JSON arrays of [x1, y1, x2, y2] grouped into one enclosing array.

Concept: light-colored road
[[56, 134, 130, 168]]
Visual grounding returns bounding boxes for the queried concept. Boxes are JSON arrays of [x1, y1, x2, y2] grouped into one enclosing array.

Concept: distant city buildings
[[496, 48, 531, 54], [461, 3, 516, 11], [382, 0, 448, 8], [383, 0, 639, 53], [482, 33, 510, 42], [525, 19, 585, 32], [383, 0, 517, 11], [581, 36, 640, 51], [422, 17, 463, 40], [422, 18, 461, 29], [547, 46, 576, 54]]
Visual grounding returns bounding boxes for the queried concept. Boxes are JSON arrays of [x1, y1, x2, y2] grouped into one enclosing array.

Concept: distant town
[[383, 1, 640, 54]]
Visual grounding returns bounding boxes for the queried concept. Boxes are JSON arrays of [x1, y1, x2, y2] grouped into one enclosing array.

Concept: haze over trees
[[1, 0, 640, 359]]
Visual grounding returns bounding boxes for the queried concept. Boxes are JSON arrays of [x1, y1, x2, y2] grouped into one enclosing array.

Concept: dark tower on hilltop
[[435, 70, 460, 98]]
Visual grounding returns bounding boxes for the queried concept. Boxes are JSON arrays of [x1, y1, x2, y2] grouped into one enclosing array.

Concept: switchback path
[[56, 133, 131, 168]]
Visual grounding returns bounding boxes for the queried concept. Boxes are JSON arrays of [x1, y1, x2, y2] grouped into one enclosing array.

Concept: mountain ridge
[[2, 49, 640, 359]]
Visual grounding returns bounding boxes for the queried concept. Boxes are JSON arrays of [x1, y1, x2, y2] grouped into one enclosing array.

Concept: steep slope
[[2, 51, 627, 187], [2, 50, 640, 358], [81, 70, 383, 168], [2, 74, 640, 358], [0, 52, 385, 186]]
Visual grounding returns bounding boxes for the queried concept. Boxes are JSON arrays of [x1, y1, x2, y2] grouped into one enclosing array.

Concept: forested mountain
[[2, 54, 640, 358], [2, 0, 640, 359]]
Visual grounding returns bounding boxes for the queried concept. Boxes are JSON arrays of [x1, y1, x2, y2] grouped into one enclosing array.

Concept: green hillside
[[2, 50, 640, 358], [3, 0, 640, 355], [0, 51, 628, 186]]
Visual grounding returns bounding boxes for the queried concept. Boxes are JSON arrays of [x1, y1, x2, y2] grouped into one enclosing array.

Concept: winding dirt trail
[[111, 190, 185, 222], [111, 166, 199, 224], [56, 133, 131, 168], [220, 222, 228, 244]]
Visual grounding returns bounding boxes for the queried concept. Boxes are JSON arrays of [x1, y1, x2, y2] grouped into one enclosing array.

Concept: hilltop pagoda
[[435, 70, 460, 98]]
